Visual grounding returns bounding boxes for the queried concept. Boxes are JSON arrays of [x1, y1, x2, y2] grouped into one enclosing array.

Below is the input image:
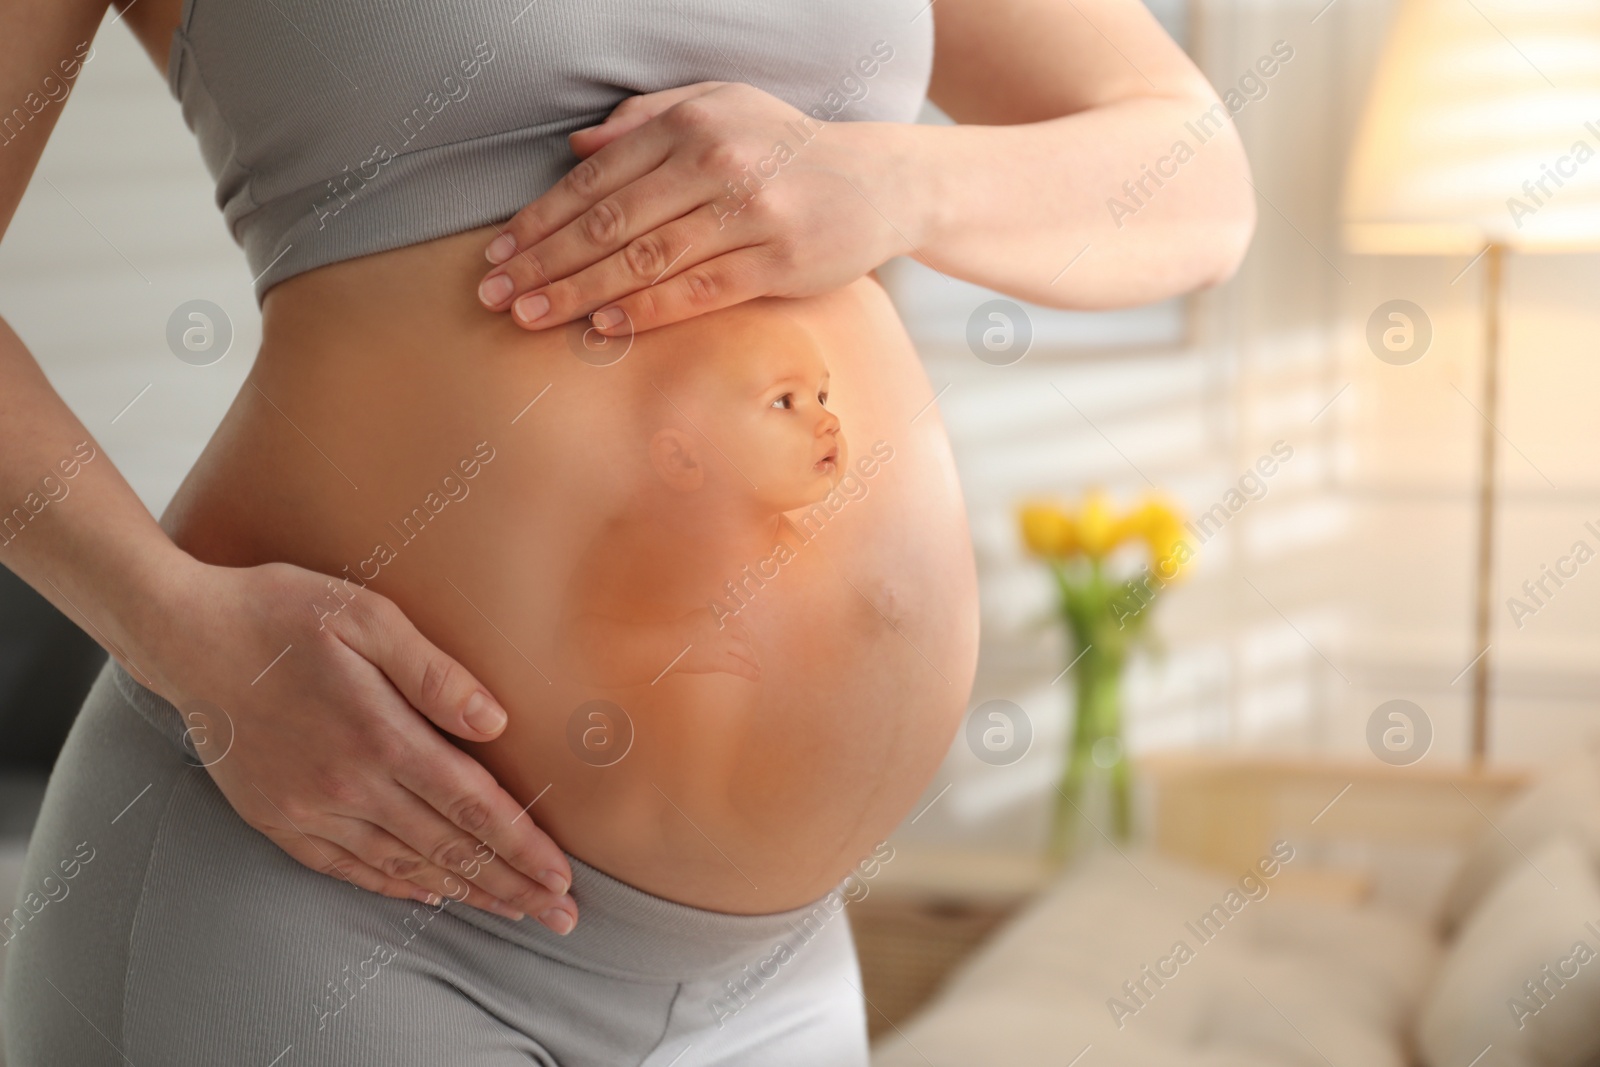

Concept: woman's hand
[[138, 559, 578, 934], [475, 81, 919, 335]]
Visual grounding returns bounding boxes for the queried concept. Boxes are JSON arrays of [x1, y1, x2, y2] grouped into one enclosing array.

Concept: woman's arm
[[0, 0, 576, 930], [911, 0, 1257, 307], [473, 0, 1253, 333]]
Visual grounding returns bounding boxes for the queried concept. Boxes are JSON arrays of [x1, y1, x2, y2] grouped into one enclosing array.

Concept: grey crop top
[[164, 0, 934, 303]]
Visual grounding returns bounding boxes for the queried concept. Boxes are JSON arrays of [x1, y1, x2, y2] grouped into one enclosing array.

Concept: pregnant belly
[[164, 225, 978, 913]]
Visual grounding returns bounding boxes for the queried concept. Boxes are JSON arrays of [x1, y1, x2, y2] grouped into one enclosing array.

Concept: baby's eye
[[771, 393, 793, 410], [818, 391, 829, 407]]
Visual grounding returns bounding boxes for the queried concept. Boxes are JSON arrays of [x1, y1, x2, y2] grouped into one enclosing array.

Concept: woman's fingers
[[405, 754, 573, 899], [267, 828, 442, 906], [374, 781, 573, 919], [566, 82, 728, 160], [383, 725, 574, 897], [337, 595, 508, 742], [587, 246, 775, 335], [259, 729, 574, 926], [493, 202, 745, 330], [271, 824, 574, 931], [327, 816, 575, 931], [249, 771, 493, 910], [484, 109, 684, 270], [301, 816, 494, 911], [479, 162, 714, 320], [476, 80, 900, 334], [330, 595, 574, 906]]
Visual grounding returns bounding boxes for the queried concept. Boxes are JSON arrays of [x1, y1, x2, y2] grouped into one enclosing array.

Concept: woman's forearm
[[0, 316, 193, 684], [881, 93, 1257, 310]]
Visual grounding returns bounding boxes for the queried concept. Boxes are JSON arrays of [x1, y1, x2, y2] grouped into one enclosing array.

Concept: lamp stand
[[1468, 243, 1504, 763]]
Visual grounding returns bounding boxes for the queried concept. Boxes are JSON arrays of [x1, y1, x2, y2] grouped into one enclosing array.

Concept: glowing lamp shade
[[1341, 0, 1600, 255]]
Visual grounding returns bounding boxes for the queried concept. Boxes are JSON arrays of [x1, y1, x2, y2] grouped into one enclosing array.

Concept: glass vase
[[1047, 562, 1135, 863]]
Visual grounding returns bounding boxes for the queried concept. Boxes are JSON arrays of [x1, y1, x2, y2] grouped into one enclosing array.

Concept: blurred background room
[[5, 0, 1600, 1064]]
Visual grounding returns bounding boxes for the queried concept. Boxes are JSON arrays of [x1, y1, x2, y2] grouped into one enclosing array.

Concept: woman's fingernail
[[485, 233, 517, 264], [479, 273, 514, 305], [591, 306, 624, 329], [537, 870, 570, 897], [538, 908, 575, 935], [514, 292, 551, 324], [463, 691, 506, 734], [488, 899, 526, 921]]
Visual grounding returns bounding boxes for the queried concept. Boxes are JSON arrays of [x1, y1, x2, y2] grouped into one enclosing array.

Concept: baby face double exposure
[[650, 313, 846, 514]]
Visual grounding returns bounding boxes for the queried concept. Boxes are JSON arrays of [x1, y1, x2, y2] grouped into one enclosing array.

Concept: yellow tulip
[[1111, 514, 1142, 547], [1019, 503, 1076, 557], [1150, 536, 1188, 580], [1131, 498, 1190, 580], [1075, 489, 1118, 557], [1130, 499, 1183, 536], [1020, 492, 1189, 573]]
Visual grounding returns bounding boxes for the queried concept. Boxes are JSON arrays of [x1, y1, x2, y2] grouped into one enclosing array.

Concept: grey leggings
[[2, 663, 869, 1065]]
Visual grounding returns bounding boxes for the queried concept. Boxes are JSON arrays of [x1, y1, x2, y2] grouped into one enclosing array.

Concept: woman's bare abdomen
[[163, 225, 978, 913]]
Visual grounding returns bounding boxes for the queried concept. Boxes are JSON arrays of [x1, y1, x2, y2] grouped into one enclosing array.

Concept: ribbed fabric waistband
[[447, 855, 851, 982], [111, 659, 200, 758], [107, 661, 851, 983]]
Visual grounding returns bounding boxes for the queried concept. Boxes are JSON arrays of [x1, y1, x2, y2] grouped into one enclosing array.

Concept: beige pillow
[[1418, 836, 1600, 1067], [1437, 739, 1600, 935]]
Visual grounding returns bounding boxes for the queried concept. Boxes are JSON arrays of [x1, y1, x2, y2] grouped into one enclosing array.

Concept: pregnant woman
[[0, 0, 1252, 1063]]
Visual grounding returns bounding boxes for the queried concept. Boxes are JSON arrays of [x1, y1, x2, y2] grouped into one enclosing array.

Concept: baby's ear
[[647, 428, 704, 492]]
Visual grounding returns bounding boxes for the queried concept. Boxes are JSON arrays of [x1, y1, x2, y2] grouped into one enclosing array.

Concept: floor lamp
[[1341, 0, 1600, 761]]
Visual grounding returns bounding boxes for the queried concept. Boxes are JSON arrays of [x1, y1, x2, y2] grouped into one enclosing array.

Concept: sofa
[[875, 747, 1600, 1067]]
